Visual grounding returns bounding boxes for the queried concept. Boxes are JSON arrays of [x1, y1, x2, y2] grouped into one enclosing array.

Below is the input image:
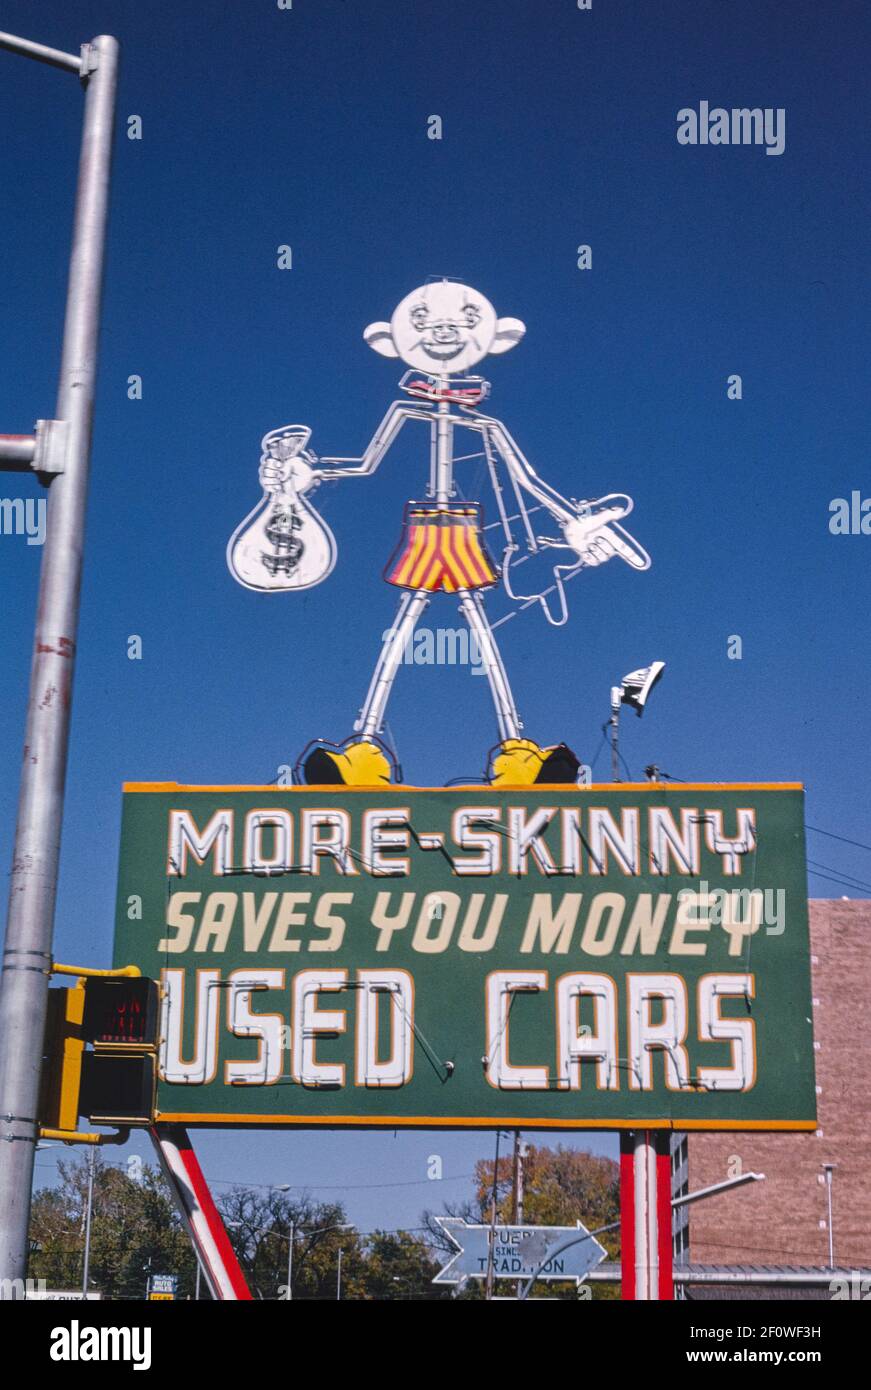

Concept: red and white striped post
[[620, 1131, 673, 1300], [150, 1124, 252, 1301]]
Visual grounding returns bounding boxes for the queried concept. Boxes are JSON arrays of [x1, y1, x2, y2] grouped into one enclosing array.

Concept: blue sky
[[2, 0, 871, 1232]]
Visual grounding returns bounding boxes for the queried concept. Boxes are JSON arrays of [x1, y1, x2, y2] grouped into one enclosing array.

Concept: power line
[[806, 824, 871, 854], [34, 1156, 476, 1192], [205, 1172, 476, 1193], [806, 858, 871, 889], [807, 866, 871, 894]]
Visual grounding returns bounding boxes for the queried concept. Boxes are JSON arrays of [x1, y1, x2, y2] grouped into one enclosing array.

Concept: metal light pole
[[229, 1217, 350, 1301], [81, 1145, 96, 1297], [609, 687, 622, 781], [0, 30, 119, 1287], [336, 1246, 343, 1301], [484, 1129, 503, 1300], [269, 1184, 296, 1300], [607, 663, 666, 782]]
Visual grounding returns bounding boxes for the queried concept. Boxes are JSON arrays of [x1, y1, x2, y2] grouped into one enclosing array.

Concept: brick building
[[684, 900, 871, 1282]]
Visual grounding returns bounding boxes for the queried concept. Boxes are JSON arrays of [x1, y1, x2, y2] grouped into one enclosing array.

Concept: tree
[[359, 1230, 445, 1300], [29, 1154, 620, 1303], [29, 1154, 197, 1299], [217, 1187, 447, 1300], [217, 1186, 362, 1300], [475, 1143, 619, 1233], [427, 1142, 622, 1300]]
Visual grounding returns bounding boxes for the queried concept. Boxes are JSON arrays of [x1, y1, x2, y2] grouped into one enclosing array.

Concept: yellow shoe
[[303, 739, 393, 786], [489, 739, 580, 787], [490, 738, 548, 786]]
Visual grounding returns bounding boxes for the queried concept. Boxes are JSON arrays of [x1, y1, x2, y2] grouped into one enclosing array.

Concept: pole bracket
[[51, 961, 141, 980], [79, 42, 99, 80], [33, 418, 69, 475], [0, 1116, 38, 1144], [39, 1127, 130, 1147]]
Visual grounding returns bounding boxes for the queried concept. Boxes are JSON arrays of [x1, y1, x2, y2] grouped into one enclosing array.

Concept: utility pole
[[0, 30, 119, 1289], [484, 1129, 502, 1301], [512, 1133, 528, 1298], [511, 1133, 528, 1224], [81, 1146, 96, 1298]]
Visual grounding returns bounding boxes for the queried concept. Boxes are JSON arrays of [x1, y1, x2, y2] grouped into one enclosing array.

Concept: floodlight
[[616, 661, 666, 717], [607, 661, 666, 780]]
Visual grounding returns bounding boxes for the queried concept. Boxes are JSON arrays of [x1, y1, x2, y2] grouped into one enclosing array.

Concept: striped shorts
[[384, 502, 498, 593]]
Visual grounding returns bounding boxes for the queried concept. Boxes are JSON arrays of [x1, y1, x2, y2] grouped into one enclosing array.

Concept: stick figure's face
[[393, 283, 496, 370], [400, 286, 494, 368], [364, 281, 525, 371]]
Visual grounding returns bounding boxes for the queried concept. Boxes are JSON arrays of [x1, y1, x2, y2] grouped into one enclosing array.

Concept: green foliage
[[28, 1143, 622, 1301], [217, 1185, 447, 1300], [359, 1230, 443, 1300], [29, 1156, 449, 1301], [217, 1186, 352, 1300], [29, 1154, 197, 1299], [435, 1142, 622, 1300]]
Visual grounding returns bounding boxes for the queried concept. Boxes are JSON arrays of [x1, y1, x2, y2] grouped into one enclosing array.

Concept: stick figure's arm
[[317, 401, 432, 480], [466, 410, 651, 571], [467, 411, 579, 524]]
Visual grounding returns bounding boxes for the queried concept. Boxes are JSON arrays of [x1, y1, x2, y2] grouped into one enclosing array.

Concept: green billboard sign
[[113, 782, 816, 1131]]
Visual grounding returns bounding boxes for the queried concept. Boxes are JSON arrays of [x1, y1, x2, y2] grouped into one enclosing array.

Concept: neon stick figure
[[228, 280, 651, 786]]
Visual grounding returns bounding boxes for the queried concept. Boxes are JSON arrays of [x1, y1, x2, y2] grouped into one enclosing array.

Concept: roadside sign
[[434, 1219, 607, 1285], [25, 1289, 102, 1300], [114, 783, 816, 1130], [147, 1273, 177, 1300]]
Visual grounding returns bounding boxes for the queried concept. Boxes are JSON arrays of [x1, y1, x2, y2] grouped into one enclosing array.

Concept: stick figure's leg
[[457, 589, 522, 742], [458, 589, 578, 785], [355, 589, 431, 740]]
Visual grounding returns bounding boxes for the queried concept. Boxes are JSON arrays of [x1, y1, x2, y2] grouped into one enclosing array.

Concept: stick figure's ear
[[490, 317, 526, 355], [363, 321, 400, 357]]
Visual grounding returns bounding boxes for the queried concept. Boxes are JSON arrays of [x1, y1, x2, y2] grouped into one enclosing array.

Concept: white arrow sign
[[433, 1218, 607, 1285]]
